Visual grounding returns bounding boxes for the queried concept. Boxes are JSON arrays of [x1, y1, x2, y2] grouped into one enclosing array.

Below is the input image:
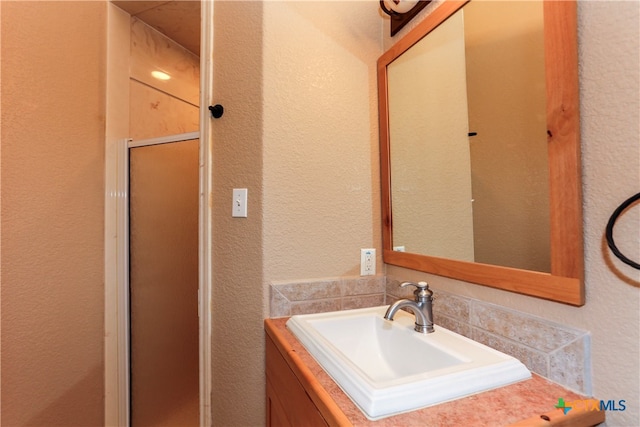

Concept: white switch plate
[[232, 188, 248, 218], [360, 248, 376, 276]]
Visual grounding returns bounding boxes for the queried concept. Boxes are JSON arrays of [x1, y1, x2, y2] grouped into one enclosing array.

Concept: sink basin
[[286, 306, 530, 420]]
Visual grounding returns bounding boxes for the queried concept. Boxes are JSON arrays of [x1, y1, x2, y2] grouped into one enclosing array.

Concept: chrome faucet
[[384, 281, 434, 333]]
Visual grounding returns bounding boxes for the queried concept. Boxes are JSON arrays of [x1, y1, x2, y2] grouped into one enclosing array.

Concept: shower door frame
[[118, 131, 204, 426]]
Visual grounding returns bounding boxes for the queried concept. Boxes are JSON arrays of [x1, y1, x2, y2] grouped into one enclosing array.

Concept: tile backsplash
[[269, 276, 386, 317], [269, 276, 591, 395]]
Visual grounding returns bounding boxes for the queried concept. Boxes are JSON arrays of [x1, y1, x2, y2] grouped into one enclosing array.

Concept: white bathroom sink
[[286, 306, 530, 420]]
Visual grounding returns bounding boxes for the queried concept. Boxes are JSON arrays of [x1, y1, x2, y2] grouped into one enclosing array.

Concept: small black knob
[[209, 104, 224, 119]]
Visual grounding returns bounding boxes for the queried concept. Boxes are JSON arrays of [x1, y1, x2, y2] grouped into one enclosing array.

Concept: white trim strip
[[127, 131, 200, 148], [199, 0, 214, 425], [116, 138, 131, 427]]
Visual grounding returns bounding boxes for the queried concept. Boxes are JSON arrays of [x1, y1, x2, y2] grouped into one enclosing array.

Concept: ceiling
[[111, 1, 201, 55]]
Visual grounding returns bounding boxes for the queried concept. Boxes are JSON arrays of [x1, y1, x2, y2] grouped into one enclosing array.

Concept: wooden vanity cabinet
[[265, 319, 352, 427], [265, 318, 604, 427], [266, 334, 328, 426]]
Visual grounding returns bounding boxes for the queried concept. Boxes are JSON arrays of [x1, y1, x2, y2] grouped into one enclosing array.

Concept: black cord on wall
[[605, 192, 640, 270]]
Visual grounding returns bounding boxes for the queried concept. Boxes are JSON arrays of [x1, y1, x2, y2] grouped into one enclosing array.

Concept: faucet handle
[[400, 281, 428, 289], [400, 281, 433, 298]]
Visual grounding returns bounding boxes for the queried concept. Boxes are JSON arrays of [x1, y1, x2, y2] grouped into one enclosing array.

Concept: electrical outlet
[[360, 248, 376, 276]]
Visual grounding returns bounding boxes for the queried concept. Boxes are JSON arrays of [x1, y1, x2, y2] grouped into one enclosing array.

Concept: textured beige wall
[[1, 2, 106, 425], [211, 1, 381, 425], [262, 1, 382, 281], [387, 2, 640, 425], [211, 2, 265, 425]]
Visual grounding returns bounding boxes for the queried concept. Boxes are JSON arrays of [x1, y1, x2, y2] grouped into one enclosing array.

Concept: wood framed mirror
[[378, 0, 584, 305]]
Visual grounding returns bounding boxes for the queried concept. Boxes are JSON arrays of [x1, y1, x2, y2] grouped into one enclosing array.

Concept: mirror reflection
[[388, 1, 550, 272]]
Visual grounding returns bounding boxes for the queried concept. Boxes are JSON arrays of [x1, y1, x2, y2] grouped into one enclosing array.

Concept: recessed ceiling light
[[151, 70, 171, 81]]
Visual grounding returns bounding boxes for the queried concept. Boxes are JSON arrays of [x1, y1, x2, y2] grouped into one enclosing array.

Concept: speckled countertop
[[265, 317, 604, 427]]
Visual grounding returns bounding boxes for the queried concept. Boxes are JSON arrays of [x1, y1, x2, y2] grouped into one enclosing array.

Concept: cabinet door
[[267, 378, 293, 427], [266, 336, 328, 427]]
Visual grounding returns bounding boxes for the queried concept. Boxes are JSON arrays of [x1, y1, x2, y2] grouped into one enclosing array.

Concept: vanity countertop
[[265, 317, 605, 427]]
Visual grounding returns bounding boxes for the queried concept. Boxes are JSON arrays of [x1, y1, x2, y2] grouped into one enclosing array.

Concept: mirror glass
[[378, 0, 584, 305], [388, 1, 550, 273]]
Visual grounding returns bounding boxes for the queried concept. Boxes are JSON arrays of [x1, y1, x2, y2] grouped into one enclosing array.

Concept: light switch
[[232, 188, 248, 218]]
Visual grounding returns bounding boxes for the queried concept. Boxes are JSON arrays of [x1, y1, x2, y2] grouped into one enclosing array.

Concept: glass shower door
[[129, 138, 199, 427]]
